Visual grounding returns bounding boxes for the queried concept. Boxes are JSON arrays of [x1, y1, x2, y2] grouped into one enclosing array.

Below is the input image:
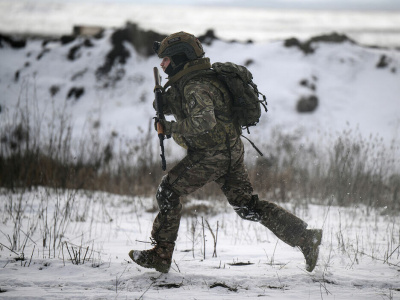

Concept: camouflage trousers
[[151, 138, 308, 247]]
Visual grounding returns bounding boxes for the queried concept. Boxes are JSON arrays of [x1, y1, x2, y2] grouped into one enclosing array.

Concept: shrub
[[1, 84, 399, 210]]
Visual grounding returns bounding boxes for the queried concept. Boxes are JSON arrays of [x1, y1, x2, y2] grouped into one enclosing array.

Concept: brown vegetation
[[1, 93, 399, 211]]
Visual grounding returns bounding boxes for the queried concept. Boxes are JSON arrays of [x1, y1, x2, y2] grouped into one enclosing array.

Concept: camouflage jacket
[[160, 57, 240, 151]]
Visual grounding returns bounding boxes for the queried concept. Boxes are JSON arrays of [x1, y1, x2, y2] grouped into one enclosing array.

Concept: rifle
[[153, 67, 167, 171]]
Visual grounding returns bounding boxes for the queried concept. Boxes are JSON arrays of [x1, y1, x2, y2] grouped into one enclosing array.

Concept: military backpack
[[211, 62, 267, 134], [169, 59, 268, 155]]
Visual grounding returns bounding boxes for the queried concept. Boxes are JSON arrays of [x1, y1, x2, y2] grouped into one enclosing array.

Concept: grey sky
[[30, 0, 400, 11]]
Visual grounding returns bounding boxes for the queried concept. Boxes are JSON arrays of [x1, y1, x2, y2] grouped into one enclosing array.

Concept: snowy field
[[0, 187, 399, 300]]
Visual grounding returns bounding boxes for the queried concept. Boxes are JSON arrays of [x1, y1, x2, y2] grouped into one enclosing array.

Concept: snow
[[0, 188, 399, 299], [1, 28, 400, 164], [1, 18, 400, 300]]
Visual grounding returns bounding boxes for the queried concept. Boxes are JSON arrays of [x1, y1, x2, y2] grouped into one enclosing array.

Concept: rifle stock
[[153, 67, 167, 171]]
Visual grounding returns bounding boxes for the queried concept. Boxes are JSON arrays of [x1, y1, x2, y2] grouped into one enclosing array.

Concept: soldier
[[129, 32, 322, 273]]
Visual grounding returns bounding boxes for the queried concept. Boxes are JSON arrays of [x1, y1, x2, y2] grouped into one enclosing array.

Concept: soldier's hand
[[159, 119, 175, 136], [152, 93, 168, 111], [154, 118, 175, 136]]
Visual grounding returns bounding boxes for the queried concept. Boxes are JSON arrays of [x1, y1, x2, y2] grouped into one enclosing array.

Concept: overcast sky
[[29, 0, 400, 11]]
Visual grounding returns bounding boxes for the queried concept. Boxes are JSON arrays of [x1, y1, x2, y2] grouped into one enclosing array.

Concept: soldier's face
[[161, 57, 171, 72]]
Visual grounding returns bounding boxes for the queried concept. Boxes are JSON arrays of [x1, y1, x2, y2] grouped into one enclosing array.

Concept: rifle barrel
[[154, 66, 167, 171]]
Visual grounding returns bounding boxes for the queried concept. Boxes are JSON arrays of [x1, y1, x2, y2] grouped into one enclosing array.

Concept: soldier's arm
[[170, 82, 217, 136]]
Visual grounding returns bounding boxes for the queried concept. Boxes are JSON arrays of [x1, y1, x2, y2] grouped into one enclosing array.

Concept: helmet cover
[[154, 31, 204, 60]]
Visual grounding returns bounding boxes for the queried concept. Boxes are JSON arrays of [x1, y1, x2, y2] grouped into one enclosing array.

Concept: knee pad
[[233, 195, 261, 222], [156, 175, 180, 214]]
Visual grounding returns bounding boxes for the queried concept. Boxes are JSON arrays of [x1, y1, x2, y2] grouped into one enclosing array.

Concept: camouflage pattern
[[161, 58, 239, 151], [156, 31, 205, 60], [151, 138, 308, 247], [299, 229, 323, 272], [150, 57, 308, 248], [255, 199, 308, 247], [129, 241, 174, 273]]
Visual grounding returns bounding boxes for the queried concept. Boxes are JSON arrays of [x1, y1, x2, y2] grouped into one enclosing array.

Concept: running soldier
[[129, 32, 322, 273]]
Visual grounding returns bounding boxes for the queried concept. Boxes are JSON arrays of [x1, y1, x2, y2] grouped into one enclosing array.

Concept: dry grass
[[1, 88, 399, 210], [248, 129, 400, 211]]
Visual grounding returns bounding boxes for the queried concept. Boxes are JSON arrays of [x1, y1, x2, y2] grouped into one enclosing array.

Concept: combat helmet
[[153, 31, 204, 60]]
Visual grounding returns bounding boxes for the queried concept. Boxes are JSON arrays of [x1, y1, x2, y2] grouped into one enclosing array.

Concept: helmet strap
[[165, 53, 190, 76]]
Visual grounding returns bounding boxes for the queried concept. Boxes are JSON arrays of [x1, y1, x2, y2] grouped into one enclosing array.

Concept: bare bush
[[0, 81, 161, 196], [249, 129, 399, 210], [1, 82, 399, 210]]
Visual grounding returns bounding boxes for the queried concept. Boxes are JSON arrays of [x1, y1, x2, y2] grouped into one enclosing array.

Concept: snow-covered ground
[[0, 188, 398, 299]]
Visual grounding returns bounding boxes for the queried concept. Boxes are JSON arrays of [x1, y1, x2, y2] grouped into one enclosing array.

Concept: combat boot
[[299, 229, 323, 272], [129, 241, 175, 273]]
